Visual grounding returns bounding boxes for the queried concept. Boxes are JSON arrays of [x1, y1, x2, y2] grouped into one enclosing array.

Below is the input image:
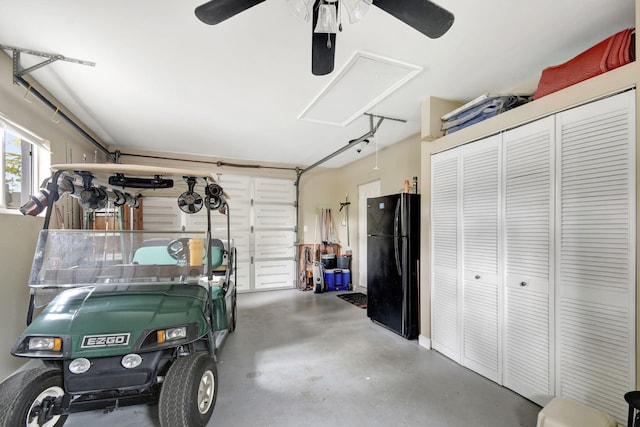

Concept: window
[[3, 131, 31, 208], [0, 114, 50, 210]]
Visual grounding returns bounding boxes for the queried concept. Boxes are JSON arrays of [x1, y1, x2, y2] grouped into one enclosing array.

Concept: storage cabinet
[[430, 90, 635, 421]]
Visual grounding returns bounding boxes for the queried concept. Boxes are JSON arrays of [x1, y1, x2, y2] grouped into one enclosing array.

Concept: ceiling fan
[[194, 0, 454, 76]]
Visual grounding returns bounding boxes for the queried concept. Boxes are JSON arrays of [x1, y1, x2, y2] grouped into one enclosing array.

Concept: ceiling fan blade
[[311, 1, 337, 76], [373, 0, 454, 39], [195, 0, 267, 25]]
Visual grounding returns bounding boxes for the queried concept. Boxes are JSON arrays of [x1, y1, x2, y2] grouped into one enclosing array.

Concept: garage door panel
[[255, 260, 295, 289], [142, 198, 181, 230], [217, 175, 252, 200], [254, 177, 295, 203], [234, 261, 251, 292], [254, 205, 295, 229], [185, 203, 250, 231], [255, 231, 295, 258]]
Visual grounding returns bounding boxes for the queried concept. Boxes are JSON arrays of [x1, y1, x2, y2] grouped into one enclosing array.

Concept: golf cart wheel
[[159, 352, 218, 427], [0, 367, 68, 427]]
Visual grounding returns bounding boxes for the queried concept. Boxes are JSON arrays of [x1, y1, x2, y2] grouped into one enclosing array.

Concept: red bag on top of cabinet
[[533, 28, 635, 100]]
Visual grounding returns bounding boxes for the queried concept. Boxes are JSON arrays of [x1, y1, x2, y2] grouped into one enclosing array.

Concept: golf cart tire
[[0, 367, 68, 427], [229, 289, 237, 333], [159, 352, 218, 427]]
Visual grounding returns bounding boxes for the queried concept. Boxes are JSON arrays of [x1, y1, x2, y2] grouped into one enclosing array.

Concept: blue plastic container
[[343, 270, 351, 288], [324, 270, 335, 291], [335, 269, 350, 291], [334, 269, 343, 287]]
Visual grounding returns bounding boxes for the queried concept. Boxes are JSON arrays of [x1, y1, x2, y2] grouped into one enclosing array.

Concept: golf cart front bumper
[[63, 350, 167, 394]]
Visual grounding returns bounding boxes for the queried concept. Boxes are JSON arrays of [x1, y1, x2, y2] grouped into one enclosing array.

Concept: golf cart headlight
[[157, 326, 187, 344], [121, 353, 143, 369], [28, 337, 62, 352], [69, 358, 91, 374]]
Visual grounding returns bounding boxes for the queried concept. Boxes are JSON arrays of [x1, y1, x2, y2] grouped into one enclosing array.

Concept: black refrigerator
[[367, 193, 420, 339]]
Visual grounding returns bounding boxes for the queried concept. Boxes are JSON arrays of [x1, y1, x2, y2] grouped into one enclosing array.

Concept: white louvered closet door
[[431, 147, 462, 363], [556, 90, 636, 422], [502, 117, 554, 406], [461, 135, 501, 383]]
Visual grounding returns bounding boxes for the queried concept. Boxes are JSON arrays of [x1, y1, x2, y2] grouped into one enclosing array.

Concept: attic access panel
[[298, 51, 422, 127]]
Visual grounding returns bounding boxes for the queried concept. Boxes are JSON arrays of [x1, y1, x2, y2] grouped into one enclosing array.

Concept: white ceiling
[[0, 0, 635, 168]]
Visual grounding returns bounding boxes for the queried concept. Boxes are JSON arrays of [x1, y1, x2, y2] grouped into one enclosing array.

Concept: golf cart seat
[[209, 239, 224, 270], [132, 239, 177, 265], [132, 238, 227, 269]]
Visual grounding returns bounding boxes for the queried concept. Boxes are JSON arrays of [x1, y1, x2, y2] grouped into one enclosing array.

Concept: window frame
[[0, 114, 51, 212]]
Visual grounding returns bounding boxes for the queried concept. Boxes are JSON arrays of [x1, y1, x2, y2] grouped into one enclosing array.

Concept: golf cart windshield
[[29, 229, 225, 289], [25, 164, 233, 308]]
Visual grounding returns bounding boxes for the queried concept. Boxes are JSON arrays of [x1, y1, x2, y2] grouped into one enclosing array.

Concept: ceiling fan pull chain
[[327, 33, 332, 49]]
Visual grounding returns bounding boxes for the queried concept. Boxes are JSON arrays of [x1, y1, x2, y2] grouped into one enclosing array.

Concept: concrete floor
[[66, 289, 541, 427]]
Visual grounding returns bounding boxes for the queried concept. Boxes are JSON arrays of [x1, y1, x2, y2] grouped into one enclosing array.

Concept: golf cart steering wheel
[[167, 238, 190, 264]]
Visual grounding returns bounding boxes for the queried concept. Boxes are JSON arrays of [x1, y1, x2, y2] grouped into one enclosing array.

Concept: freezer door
[[367, 235, 404, 335], [367, 194, 400, 236]]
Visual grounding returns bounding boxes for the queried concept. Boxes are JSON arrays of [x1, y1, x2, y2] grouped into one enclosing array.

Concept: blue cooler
[[342, 270, 351, 289], [324, 270, 335, 291], [334, 269, 343, 288]]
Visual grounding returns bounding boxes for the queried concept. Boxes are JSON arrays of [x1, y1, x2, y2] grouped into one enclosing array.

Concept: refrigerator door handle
[[394, 198, 401, 238], [394, 199, 402, 276], [394, 237, 401, 276]]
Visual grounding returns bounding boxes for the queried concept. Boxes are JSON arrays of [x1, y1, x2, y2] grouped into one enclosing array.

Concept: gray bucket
[[337, 255, 350, 269]]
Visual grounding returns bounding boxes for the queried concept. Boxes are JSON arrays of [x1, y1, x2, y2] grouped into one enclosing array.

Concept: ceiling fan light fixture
[[314, 3, 339, 34], [343, 0, 372, 23], [287, 0, 314, 21]]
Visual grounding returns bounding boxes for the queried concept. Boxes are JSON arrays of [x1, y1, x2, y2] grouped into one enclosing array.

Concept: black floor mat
[[337, 292, 367, 309]]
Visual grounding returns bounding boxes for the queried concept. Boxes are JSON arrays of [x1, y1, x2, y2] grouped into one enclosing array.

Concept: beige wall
[[0, 214, 43, 379], [0, 51, 111, 379]]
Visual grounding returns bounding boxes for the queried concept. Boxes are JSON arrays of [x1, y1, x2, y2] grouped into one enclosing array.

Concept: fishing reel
[[205, 183, 226, 211], [78, 173, 108, 211]]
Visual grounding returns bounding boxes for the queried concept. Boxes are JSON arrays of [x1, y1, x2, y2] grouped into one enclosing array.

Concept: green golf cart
[[0, 163, 237, 426]]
